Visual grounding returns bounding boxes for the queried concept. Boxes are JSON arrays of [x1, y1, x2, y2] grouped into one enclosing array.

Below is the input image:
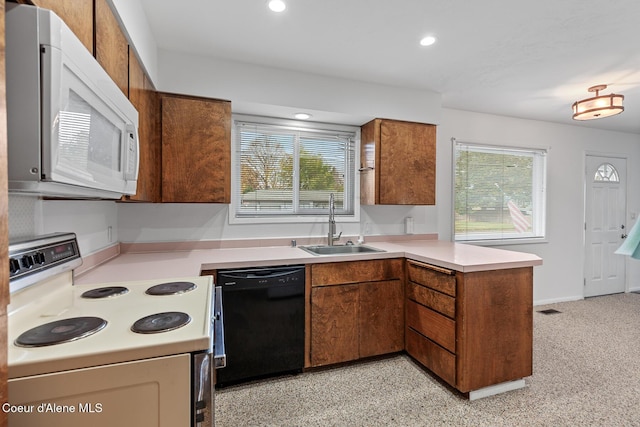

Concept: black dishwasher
[[216, 265, 305, 387]]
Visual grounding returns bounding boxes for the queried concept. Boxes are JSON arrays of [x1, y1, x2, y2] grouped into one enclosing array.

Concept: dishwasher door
[[216, 265, 305, 386]]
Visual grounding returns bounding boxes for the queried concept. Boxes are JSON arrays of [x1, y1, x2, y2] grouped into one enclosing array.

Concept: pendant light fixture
[[572, 84, 624, 120]]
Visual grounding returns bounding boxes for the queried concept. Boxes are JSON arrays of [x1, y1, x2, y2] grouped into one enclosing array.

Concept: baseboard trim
[[534, 295, 584, 306], [469, 379, 526, 400]]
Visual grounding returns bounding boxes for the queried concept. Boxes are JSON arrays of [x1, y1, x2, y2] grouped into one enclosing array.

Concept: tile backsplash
[[8, 195, 40, 240]]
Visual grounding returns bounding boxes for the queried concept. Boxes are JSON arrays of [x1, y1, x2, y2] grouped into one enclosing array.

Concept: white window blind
[[454, 141, 547, 242], [234, 119, 356, 217]]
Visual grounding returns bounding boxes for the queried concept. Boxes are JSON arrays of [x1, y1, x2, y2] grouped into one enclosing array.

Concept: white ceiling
[[138, 0, 640, 134]]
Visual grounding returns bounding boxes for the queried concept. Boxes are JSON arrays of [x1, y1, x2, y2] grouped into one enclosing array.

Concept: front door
[[584, 155, 627, 297]]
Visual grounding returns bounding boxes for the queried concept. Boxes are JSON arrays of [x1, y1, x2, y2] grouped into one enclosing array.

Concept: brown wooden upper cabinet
[[29, 0, 94, 54], [125, 50, 160, 202], [160, 94, 231, 203], [95, 0, 129, 96], [32, 0, 128, 96], [360, 119, 436, 205]]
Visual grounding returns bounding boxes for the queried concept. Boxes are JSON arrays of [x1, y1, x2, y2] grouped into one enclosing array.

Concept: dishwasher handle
[[217, 266, 305, 281]]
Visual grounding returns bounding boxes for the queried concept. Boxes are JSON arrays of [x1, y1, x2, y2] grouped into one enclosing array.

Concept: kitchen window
[[230, 115, 358, 223], [453, 141, 547, 242]]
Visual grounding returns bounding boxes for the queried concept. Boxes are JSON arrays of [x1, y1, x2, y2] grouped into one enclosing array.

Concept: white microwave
[[5, 4, 139, 199]]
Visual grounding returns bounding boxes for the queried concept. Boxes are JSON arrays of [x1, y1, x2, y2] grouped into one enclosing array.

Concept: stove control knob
[[9, 258, 20, 275], [21, 254, 34, 269], [33, 251, 46, 265]]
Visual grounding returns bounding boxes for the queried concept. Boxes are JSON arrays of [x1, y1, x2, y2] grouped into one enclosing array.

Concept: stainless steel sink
[[299, 244, 385, 256]]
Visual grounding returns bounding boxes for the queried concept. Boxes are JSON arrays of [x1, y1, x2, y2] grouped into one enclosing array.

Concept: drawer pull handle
[[410, 261, 455, 275]]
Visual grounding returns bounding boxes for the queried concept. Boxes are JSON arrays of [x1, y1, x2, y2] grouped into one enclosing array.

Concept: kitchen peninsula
[[76, 238, 542, 399]]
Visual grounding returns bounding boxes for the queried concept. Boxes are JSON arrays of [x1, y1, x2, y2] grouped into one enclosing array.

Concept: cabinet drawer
[[407, 261, 456, 296], [406, 282, 455, 319], [311, 259, 403, 287], [406, 328, 455, 387], [406, 300, 455, 353]]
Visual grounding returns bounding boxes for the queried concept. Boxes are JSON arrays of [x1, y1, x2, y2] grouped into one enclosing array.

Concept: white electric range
[[6, 233, 225, 427]]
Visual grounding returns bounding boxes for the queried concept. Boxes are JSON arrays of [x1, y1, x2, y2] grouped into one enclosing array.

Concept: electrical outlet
[[364, 222, 371, 234]]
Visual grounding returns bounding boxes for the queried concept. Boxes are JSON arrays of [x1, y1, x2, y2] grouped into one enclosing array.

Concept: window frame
[[229, 114, 361, 224], [452, 140, 548, 245]]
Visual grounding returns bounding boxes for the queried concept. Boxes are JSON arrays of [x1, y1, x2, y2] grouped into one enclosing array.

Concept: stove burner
[[131, 311, 191, 334], [81, 286, 129, 299], [145, 281, 197, 296], [15, 317, 108, 348]]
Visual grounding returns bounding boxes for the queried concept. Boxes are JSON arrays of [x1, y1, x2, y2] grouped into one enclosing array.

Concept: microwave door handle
[[124, 124, 139, 181]]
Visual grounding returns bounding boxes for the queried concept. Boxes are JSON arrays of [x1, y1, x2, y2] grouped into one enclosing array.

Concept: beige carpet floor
[[215, 292, 640, 426]]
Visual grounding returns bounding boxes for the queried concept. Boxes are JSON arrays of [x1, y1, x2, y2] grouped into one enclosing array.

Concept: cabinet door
[[125, 52, 160, 202], [359, 279, 403, 358], [359, 119, 378, 205], [31, 0, 93, 54], [379, 120, 436, 205], [456, 268, 533, 392], [310, 285, 359, 367], [161, 95, 231, 203], [95, 0, 129, 96]]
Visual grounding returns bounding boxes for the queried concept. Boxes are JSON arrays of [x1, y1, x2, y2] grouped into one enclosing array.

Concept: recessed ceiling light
[[419, 36, 437, 47], [268, 0, 286, 12], [294, 113, 311, 120]]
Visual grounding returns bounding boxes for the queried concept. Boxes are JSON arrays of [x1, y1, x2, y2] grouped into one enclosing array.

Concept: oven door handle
[[213, 286, 227, 369]]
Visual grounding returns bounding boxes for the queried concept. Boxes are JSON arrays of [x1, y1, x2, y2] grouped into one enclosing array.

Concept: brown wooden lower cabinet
[[305, 257, 534, 395], [406, 328, 455, 386], [309, 259, 404, 368], [405, 260, 533, 393], [359, 280, 403, 358], [311, 284, 359, 366], [406, 299, 455, 353], [455, 267, 533, 392]]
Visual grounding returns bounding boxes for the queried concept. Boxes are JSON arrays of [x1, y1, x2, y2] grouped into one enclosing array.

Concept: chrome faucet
[[328, 193, 342, 246]]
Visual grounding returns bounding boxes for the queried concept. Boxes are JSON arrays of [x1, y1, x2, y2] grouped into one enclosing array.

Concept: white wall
[[116, 203, 437, 243], [436, 108, 640, 304], [156, 50, 442, 126]]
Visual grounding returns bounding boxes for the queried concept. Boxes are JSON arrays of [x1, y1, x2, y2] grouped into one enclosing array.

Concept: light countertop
[[75, 240, 542, 285]]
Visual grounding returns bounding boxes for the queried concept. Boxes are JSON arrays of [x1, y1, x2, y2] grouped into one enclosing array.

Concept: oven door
[[8, 354, 191, 427], [193, 286, 226, 426]]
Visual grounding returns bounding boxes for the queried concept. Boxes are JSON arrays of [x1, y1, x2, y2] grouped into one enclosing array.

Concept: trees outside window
[[454, 142, 547, 242], [233, 118, 356, 217]]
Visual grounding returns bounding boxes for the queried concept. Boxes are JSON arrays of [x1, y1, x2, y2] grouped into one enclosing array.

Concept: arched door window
[[594, 163, 620, 183]]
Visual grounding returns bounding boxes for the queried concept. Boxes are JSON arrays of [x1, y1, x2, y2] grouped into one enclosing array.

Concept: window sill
[[229, 214, 360, 225], [455, 237, 548, 246]]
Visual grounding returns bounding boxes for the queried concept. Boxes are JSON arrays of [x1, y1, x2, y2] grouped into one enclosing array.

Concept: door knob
[[622, 234, 628, 239]]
